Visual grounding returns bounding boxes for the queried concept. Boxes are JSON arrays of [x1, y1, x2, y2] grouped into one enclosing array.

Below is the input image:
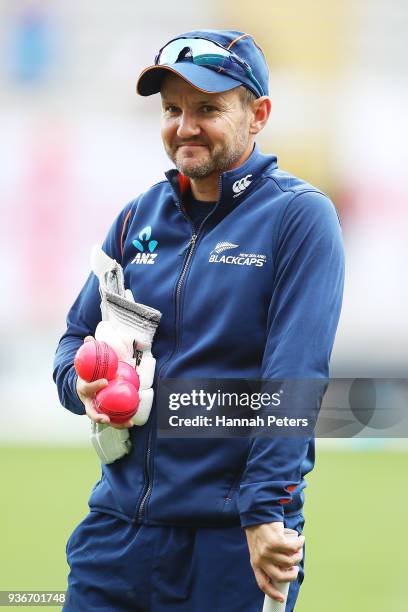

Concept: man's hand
[[76, 336, 134, 430], [245, 522, 304, 604]]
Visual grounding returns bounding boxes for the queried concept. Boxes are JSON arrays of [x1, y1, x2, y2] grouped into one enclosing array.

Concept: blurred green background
[[1, 446, 406, 612]]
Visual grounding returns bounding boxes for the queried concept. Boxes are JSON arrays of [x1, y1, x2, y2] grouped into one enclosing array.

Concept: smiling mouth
[[178, 143, 207, 148]]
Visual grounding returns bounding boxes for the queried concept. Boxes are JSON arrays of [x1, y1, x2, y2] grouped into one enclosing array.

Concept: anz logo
[[131, 226, 158, 265]]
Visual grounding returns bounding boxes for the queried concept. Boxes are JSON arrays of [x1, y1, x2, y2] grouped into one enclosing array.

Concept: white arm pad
[[131, 389, 154, 426]]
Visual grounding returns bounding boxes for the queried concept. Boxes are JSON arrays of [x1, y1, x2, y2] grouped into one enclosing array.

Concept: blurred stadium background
[[0, 1, 407, 610]]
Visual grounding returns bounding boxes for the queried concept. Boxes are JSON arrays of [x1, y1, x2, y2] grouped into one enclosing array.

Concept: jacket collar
[[165, 144, 278, 208]]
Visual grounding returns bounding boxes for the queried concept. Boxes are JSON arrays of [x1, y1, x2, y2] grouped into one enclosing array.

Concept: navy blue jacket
[[53, 145, 344, 528]]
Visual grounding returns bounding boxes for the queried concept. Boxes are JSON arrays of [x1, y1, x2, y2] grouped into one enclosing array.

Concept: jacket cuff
[[238, 481, 296, 528], [240, 505, 284, 528], [66, 366, 86, 415]]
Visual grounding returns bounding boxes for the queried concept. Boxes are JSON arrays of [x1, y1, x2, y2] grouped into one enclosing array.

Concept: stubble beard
[[167, 130, 250, 179]]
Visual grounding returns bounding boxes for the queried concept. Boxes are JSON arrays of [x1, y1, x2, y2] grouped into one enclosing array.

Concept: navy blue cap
[[136, 29, 269, 98]]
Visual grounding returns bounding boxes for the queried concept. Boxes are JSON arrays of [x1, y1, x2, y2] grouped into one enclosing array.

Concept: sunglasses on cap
[[155, 36, 265, 98]]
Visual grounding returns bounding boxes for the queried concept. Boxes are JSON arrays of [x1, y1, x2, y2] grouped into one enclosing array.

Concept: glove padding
[[89, 422, 131, 464], [88, 245, 162, 464]]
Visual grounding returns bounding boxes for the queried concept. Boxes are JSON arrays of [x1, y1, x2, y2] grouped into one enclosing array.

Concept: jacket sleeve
[[238, 191, 345, 527], [52, 200, 135, 415]]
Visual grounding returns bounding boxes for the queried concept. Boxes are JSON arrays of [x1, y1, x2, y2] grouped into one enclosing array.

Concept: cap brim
[[136, 63, 242, 96]]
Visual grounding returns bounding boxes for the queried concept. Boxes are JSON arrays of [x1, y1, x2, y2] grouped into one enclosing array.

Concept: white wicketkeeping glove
[[90, 422, 132, 464], [89, 245, 162, 464]]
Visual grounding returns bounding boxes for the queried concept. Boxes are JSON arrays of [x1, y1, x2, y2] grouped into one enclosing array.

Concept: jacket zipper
[[137, 229, 196, 522], [174, 233, 197, 348], [161, 200, 197, 373], [159, 177, 222, 377], [137, 179, 222, 522], [137, 427, 152, 521]]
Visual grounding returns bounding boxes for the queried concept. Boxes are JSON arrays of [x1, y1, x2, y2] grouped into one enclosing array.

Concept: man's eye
[[164, 105, 179, 113], [202, 106, 217, 113]]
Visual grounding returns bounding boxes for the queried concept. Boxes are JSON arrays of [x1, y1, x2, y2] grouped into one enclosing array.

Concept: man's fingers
[[261, 563, 299, 584], [253, 568, 285, 603], [86, 398, 134, 429], [78, 376, 134, 429], [271, 550, 303, 569], [77, 376, 109, 413], [85, 398, 110, 424], [293, 535, 305, 551], [84, 336, 94, 343], [269, 535, 305, 556], [84, 378, 109, 395], [77, 377, 109, 400], [256, 538, 304, 566], [87, 406, 132, 429]]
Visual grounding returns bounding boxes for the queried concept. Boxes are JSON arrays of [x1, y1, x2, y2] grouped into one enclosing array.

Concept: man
[[53, 29, 344, 611]]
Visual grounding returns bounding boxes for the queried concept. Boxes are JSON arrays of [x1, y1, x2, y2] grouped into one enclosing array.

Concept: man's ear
[[249, 97, 272, 135]]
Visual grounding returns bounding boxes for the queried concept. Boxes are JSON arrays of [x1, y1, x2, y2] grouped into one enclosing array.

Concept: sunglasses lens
[[158, 38, 231, 66]]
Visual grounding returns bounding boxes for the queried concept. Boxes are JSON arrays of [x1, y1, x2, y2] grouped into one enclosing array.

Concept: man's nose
[[176, 112, 200, 138]]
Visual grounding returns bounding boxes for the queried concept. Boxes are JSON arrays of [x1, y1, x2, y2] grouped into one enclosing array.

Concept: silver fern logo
[[209, 241, 266, 268], [211, 242, 239, 255]]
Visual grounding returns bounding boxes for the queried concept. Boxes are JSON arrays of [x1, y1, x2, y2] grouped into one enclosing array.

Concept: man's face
[[160, 74, 253, 179]]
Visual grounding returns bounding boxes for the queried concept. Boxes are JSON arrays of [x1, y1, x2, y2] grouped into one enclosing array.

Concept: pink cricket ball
[[74, 340, 118, 383], [95, 379, 139, 424], [115, 361, 140, 391]]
